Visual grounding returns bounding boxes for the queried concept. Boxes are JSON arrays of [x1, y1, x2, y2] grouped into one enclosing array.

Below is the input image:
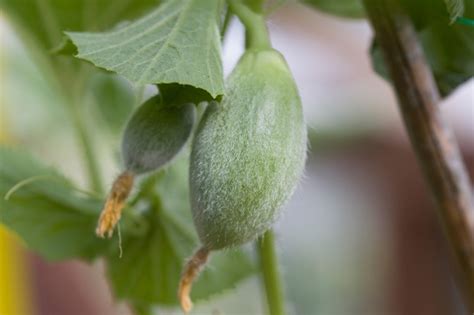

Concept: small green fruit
[[190, 49, 307, 250], [122, 95, 196, 174], [97, 95, 196, 238]]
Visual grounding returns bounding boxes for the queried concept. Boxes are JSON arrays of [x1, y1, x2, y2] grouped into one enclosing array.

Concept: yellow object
[[0, 227, 32, 315]]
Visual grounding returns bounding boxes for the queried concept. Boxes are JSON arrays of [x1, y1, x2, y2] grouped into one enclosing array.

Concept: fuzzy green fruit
[[122, 95, 196, 174], [97, 95, 196, 238], [190, 49, 307, 250]]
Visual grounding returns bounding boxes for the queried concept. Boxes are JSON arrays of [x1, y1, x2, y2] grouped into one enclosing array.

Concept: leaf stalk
[[228, 0, 271, 50]]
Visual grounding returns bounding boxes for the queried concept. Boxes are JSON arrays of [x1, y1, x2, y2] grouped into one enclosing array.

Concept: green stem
[[72, 108, 104, 194], [257, 229, 286, 315], [228, 0, 271, 50], [69, 65, 104, 194]]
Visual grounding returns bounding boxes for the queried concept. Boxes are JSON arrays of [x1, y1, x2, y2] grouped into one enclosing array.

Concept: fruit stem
[[178, 247, 210, 313], [228, 0, 271, 50], [257, 229, 286, 315]]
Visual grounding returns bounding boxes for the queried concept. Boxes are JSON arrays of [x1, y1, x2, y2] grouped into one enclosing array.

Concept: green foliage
[[106, 157, 256, 305], [301, 0, 473, 96], [66, 0, 225, 98], [0, 0, 160, 49], [0, 147, 256, 306], [158, 83, 217, 105], [190, 49, 307, 250], [417, 20, 474, 95], [302, 0, 365, 18], [371, 0, 474, 97], [0, 147, 109, 261]]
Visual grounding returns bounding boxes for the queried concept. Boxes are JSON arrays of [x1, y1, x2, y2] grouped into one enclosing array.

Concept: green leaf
[[371, 0, 474, 97], [50, 36, 78, 55], [106, 156, 256, 306], [0, 147, 109, 261], [1, 0, 163, 126], [158, 83, 217, 105], [66, 0, 225, 98], [444, 0, 464, 23], [1, 0, 160, 49], [302, 0, 365, 18], [418, 20, 474, 95]]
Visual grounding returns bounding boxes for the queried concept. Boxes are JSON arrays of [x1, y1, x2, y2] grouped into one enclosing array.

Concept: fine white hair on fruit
[[122, 95, 196, 174], [189, 49, 307, 250]]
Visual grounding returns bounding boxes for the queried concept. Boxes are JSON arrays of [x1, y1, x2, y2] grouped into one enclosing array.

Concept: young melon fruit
[[179, 49, 306, 312], [191, 49, 306, 250], [122, 95, 196, 174], [96, 95, 196, 238]]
